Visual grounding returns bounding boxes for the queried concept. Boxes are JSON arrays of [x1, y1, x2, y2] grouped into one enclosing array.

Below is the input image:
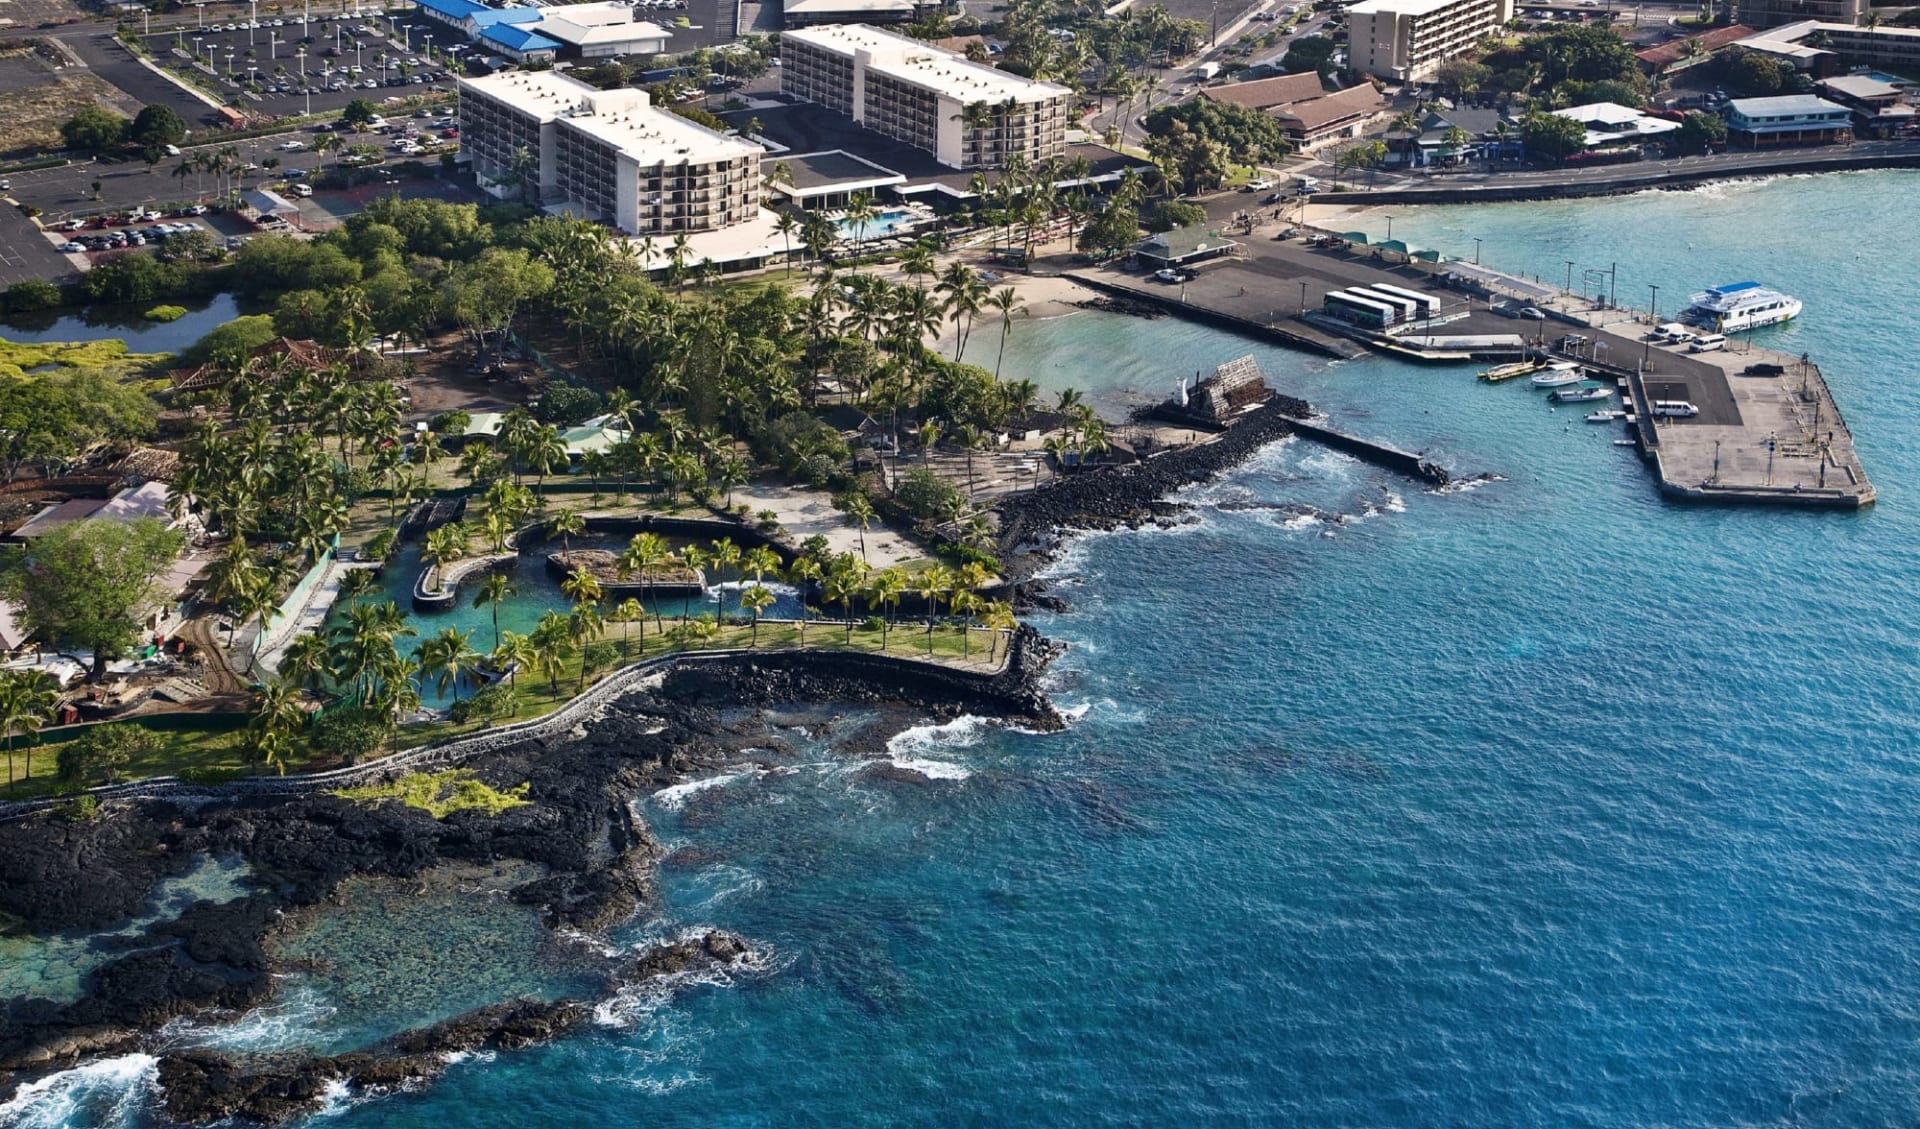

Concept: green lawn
[[3, 624, 1010, 801]]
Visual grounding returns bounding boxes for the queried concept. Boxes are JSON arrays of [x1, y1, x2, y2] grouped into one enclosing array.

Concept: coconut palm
[[618, 531, 670, 634], [982, 600, 1018, 663], [786, 556, 822, 646], [914, 565, 952, 656], [837, 492, 874, 561], [547, 506, 586, 557], [613, 597, 644, 656], [417, 626, 478, 701], [866, 566, 907, 651], [490, 630, 536, 689], [562, 564, 602, 609], [741, 584, 775, 647], [0, 670, 57, 790], [422, 523, 470, 591], [986, 287, 1026, 381], [529, 611, 573, 694], [823, 554, 869, 643], [473, 571, 515, 649], [280, 630, 335, 694]]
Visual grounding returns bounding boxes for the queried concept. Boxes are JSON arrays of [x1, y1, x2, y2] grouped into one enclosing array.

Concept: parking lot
[[136, 7, 459, 123]]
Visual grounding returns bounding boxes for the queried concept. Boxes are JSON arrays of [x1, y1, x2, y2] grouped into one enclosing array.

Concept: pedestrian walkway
[[252, 559, 378, 677]]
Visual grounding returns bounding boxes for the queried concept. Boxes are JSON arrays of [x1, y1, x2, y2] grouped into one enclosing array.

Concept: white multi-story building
[[1346, 0, 1514, 82], [460, 71, 761, 235], [779, 24, 1071, 169]]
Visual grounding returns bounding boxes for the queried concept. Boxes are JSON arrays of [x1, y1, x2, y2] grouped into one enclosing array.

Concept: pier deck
[[1093, 209, 1874, 509]]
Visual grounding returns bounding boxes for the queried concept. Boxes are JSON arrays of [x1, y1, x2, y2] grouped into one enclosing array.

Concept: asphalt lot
[[3, 131, 357, 222], [0, 205, 80, 286]]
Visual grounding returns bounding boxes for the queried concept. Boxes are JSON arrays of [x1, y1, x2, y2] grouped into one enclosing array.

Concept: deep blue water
[[9, 171, 1920, 1127]]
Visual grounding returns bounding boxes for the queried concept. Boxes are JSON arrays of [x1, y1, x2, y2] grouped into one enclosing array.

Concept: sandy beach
[[927, 270, 1103, 359]]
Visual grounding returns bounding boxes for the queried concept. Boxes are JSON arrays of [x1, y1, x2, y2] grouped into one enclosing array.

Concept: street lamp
[[226, 50, 235, 76], [298, 45, 307, 78], [196, 2, 205, 28], [269, 30, 278, 59], [1385, 214, 1392, 242], [1643, 283, 1659, 370], [193, 35, 203, 62], [1299, 280, 1307, 314], [1563, 260, 1574, 295], [1472, 236, 1480, 265]]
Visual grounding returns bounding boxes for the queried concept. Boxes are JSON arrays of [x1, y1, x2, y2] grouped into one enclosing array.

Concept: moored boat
[[1680, 282, 1801, 332], [1551, 384, 1615, 404], [1531, 363, 1585, 388], [1586, 409, 1626, 422]]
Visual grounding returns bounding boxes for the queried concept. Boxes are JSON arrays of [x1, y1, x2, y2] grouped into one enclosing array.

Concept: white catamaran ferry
[[1680, 282, 1801, 332]]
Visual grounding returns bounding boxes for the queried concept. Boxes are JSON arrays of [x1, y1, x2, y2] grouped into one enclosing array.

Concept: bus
[[1365, 283, 1441, 321], [1324, 289, 1399, 328], [1346, 287, 1420, 324]]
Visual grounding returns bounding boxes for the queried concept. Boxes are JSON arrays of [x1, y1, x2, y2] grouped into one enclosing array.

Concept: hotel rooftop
[[780, 24, 1069, 105], [462, 70, 756, 161]]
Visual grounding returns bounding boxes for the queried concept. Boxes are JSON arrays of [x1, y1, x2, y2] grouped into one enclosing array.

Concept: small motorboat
[[1531, 363, 1584, 388], [1585, 409, 1626, 423], [1551, 384, 1615, 404]]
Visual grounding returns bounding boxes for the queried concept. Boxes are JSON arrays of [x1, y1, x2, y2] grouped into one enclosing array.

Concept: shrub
[[450, 682, 518, 724], [583, 641, 619, 673], [533, 382, 603, 424], [59, 794, 100, 823], [894, 467, 963, 523], [1144, 200, 1208, 233], [3, 279, 61, 314], [145, 304, 188, 322], [309, 707, 392, 761], [57, 723, 160, 784]]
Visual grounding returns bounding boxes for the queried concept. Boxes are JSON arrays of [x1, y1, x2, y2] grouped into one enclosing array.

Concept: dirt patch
[[0, 45, 139, 159]]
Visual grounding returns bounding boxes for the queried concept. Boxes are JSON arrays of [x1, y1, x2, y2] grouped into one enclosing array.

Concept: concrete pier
[[1072, 221, 1874, 509]]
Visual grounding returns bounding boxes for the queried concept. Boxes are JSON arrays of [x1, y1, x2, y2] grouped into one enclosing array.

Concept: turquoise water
[[0, 294, 240, 355], [360, 539, 804, 706], [13, 170, 1920, 1127], [836, 208, 917, 242], [0, 855, 252, 1007]]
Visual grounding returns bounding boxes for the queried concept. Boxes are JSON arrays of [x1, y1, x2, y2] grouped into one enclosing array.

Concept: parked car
[[276, 139, 307, 150], [58, 241, 85, 252]]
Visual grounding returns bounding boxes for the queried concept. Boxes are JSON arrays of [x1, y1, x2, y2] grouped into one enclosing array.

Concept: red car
[[442, 127, 459, 137]]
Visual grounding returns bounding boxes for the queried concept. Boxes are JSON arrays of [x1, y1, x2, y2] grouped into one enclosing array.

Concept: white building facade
[[1347, 0, 1515, 82], [460, 71, 761, 235], [779, 24, 1071, 169]]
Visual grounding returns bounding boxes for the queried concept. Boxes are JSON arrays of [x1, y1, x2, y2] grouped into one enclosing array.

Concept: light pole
[[269, 30, 278, 59], [197, 2, 205, 28], [1643, 283, 1659, 370], [1299, 280, 1307, 314], [298, 45, 306, 78], [1563, 260, 1574, 295], [1472, 236, 1480, 264], [193, 35, 203, 63], [403, 24, 413, 52], [1385, 214, 1392, 242], [226, 50, 235, 76]]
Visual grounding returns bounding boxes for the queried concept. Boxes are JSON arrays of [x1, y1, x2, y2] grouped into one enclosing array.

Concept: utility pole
[[1472, 236, 1480, 264]]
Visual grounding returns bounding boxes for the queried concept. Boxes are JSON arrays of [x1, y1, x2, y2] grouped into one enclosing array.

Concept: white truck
[[1194, 61, 1220, 80]]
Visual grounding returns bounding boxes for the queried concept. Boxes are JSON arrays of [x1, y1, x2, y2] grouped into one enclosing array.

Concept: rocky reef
[[0, 635, 1061, 1121]]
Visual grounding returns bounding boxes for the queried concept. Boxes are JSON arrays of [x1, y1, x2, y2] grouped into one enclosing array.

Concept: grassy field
[[0, 48, 137, 159]]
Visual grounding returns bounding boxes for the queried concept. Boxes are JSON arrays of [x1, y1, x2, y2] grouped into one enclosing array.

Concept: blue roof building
[[1724, 94, 1854, 147], [479, 22, 562, 60]]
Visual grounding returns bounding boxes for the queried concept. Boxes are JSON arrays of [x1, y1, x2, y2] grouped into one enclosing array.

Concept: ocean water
[[11, 170, 1920, 1128]]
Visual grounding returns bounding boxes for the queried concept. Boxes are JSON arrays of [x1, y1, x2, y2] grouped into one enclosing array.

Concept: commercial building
[[780, 0, 932, 28], [1738, 20, 1920, 75], [1345, 0, 1514, 82], [1552, 102, 1681, 150], [779, 24, 1071, 169], [1722, 93, 1854, 146], [460, 71, 762, 235], [1732, 0, 1865, 31], [417, 0, 672, 62], [1198, 71, 1385, 144]]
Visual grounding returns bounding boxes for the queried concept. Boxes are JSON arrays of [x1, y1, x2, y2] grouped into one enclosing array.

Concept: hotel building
[[779, 24, 1071, 169], [460, 71, 761, 235], [1346, 0, 1515, 82]]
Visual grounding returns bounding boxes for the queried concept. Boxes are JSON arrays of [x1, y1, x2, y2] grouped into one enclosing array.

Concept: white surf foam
[[1433, 474, 1503, 495], [163, 981, 337, 1053], [650, 769, 762, 811], [0, 1054, 158, 1129]]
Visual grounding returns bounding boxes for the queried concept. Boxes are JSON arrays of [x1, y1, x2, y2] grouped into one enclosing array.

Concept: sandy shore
[[928, 271, 1102, 358]]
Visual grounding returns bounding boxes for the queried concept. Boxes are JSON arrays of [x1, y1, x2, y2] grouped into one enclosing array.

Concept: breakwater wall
[[1062, 273, 1363, 360], [0, 636, 1059, 821], [1285, 417, 1451, 485], [1323, 149, 1920, 206]]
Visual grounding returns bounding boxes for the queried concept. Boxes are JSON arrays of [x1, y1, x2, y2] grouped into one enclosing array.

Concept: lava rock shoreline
[[0, 633, 1063, 1121]]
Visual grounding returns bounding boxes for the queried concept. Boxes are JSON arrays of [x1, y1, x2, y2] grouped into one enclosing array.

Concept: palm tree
[[774, 209, 799, 277], [547, 506, 586, 558], [837, 492, 874, 561], [982, 600, 1018, 663], [418, 627, 478, 701], [280, 630, 334, 695], [708, 537, 742, 584], [741, 584, 775, 646], [914, 565, 952, 655], [824, 554, 869, 643], [473, 571, 515, 649], [613, 597, 644, 656], [786, 556, 822, 646], [337, 566, 379, 605], [562, 564, 603, 610], [490, 630, 536, 689], [0, 671, 57, 790], [986, 287, 1026, 381], [422, 523, 469, 592], [867, 566, 906, 651], [529, 611, 573, 694], [618, 531, 670, 634]]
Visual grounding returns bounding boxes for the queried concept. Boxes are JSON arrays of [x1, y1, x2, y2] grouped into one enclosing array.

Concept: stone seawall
[[1324, 150, 1920, 206], [0, 638, 1061, 822]]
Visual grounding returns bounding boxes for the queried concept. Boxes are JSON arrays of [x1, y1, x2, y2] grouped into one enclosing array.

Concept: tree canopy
[[1520, 110, 1588, 164], [130, 105, 188, 154], [0, 368, 157, 482], [1, 518, 184, 680], [1143, 98, 1292, 173], [60, 106, 129, 153]]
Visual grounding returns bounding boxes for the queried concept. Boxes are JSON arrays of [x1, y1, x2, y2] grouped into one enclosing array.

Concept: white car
[[58, 241, 86, 253], [276, 139, 307, 151]]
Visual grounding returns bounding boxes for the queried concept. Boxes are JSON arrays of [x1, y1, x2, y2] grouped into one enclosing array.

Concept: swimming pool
[[834, 208, 916, 241]]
